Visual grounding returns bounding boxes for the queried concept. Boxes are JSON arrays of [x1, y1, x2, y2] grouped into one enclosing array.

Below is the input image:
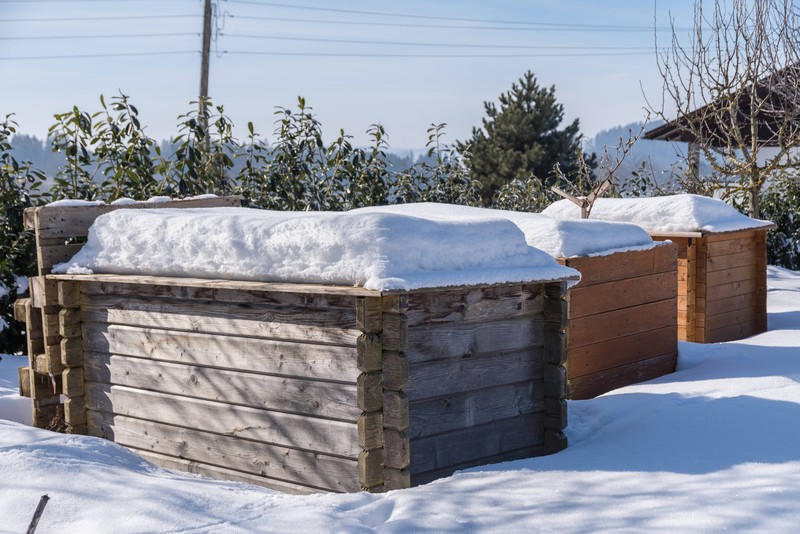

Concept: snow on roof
[[352, 203, 655, 258], [542, 194, 774, 234], [52, 207, 579, 291]]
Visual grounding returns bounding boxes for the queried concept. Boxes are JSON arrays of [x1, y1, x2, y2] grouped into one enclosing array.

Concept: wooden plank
[[382, 350, 408, 391], [80, 296, 361, 346], [49, 273, 378, 297], [404, 347, 544, 402], [37, 243, 84, 273], [134, 449, 320, 495], [408, 414, 544, 476], [358, 449, 384, 490], [567, 325, 678, 379], [30, 276, 60, 308], [569, 299, 676, 349], [356, 297, 382, 334], [357, 372, 382, 413], [82, 323, 358, 382], [79, 281, 365, 309], [705, 321, 760, 343], [684, 238, 699, 342], [706, 250, 757, 273], [705, 307, 758, 334], [18, 367, 31, 397], [33, 196, 243, 237], [64, 396, 87, 427], [84, 353, 360, 421], [13, 298, 29, 323], [568, 271, 676, 318], [383, 468, 411, 491], [705, 265, 756, 287], [58, 281, 82, 308], [383, 391, 409, 431], [568, 352, 678, 400], [704, 278, 757, 302], [705, 233, 757, 256], [410, 446, 545, 487], [85, 383, 359, 457], [704, 293, 754, 317], [407, 382, 544, 440], [62, 366, 85, 397], [405, 284, 544, 327], [358, 412, 383, 450], [703, 227, 769, 243], [60, 337, 84, 367], [383, 429, 410, 470], [405, 316, 544, 364], [87, 411, 360, 492], [563, 244, 676, 287]]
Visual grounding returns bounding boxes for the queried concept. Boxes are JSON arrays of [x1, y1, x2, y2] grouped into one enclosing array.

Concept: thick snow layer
[[2, 266, 800, 533], [542, 194, 774, 234], [52, 207, 579, 290], [352, 203, 655, 258]]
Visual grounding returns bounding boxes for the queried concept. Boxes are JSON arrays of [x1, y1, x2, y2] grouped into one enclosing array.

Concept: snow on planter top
[[51, 207, 580, 291], [351, 203, 656, 258], [541, 194, 774, 234]]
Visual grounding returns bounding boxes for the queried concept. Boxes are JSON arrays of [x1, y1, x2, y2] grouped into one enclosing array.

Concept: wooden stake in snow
[[26, 495, 49, 534]]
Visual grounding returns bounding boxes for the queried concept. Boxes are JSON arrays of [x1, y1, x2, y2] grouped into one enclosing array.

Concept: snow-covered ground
[[2, 266, 800, 533]]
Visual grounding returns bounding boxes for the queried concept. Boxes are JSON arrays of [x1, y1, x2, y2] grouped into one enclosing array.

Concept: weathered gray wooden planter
[[17, 198, 572, 494]]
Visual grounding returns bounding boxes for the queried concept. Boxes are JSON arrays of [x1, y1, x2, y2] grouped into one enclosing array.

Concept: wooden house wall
[[652, 228, 769, 344], [558, 244, 679, 399]]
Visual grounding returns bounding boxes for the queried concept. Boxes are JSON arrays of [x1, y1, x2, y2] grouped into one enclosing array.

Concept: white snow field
[[542, 193, 774, 233], [2, 266, 800, 533]]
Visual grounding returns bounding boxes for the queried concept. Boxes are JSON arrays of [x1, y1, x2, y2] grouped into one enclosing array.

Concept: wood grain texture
[[569, 299, 676, 349], [568, 271, 676, 318], [80, 295, 361, 346], [562, 243, 676, 286], [50, 273, 377, 297], [567, 325, 678, 379], [407, 382, 544, 439], [88, 411, 359, 492], [134, 449, 320, 495], [84, 353, 360, 421], [568, 352, 678, 400], [81, 323, 359, 382], [405, 316, 543, 364], [85, 383, 359, 457], [404, 348, 543, 402], [408, 414, 543, 475]]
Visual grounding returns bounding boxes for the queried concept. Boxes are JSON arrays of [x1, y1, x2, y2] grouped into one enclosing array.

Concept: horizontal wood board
[[561, 245, 678, 399], [404, 284, 552, 481]]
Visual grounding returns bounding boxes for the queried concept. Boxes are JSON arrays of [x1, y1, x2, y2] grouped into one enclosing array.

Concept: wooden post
[[381, 294, 410, 490], [356, 296, 385, 492], [58, 281, 87, 434], [542, 282, 568, 454]]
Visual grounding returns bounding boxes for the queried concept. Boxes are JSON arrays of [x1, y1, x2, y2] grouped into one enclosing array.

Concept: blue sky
[[0, 0, 696, 149]]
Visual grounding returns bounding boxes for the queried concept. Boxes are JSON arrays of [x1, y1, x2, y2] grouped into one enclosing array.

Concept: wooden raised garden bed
[[650, 227, 772, 343], [16, 199, 571, 493], [557, 243, 679, 399]]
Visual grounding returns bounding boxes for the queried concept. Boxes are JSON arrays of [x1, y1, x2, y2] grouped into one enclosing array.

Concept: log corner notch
[[356, 293, 411, 492], [542, 281, 569, 454], [19, 196, 243, 432]]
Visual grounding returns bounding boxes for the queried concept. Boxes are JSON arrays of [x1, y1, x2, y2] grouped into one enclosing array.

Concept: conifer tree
[[457, 71, 592, 204]]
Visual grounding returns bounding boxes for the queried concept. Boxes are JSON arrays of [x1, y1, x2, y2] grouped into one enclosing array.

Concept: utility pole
[[199, 0, 213, 132]]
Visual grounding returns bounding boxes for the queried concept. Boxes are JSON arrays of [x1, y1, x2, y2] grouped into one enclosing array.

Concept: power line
[[225, 50, 655, 58], [0, 14, 199, 23], [0, 50, 197, 61], [224, 0, 683, 31], [0, 32, 196, 41], [230, 15, 661, 33], [223, 33, 660, 50]]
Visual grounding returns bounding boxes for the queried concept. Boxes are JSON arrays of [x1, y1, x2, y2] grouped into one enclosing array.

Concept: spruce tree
[[457, 71, 591, 205]]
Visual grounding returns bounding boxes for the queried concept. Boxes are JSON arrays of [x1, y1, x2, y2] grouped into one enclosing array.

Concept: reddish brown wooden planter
[[650, 227, 773, 343], [557, 243, 679, 399]]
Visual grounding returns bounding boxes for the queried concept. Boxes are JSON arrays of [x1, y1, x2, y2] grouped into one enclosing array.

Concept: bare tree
[[650, 0, 800, 218]]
